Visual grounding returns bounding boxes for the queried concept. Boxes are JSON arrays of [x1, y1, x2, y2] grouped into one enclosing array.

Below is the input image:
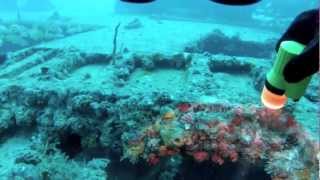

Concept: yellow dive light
[[261, 41, 312, 109]]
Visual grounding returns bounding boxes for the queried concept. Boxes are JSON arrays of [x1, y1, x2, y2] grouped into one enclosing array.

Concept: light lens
[[261, 86, 287, 110]]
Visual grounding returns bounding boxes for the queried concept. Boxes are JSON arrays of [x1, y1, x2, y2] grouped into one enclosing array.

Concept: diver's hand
[[276, 9, 319, 83]]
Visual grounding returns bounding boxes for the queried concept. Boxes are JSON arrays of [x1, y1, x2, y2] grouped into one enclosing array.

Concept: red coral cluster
[[147, 153, 160, 165], [211, 152, 224, 165], [177, 103, 192, 112], [132, 105, 310, 170], [256, 108, 291, 130], [192, 151, 209, 162], [159, 145, 179, 157]]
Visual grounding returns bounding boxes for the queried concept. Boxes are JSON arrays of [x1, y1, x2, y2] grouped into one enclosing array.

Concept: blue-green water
[[0, 1, 318, 180]]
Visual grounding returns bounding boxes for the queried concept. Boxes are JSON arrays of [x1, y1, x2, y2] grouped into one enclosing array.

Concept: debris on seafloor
[[124, 18, 143, 30], [112, 22, 121, 64], [0, 12, 103, 53], [184, 29, 276, 59], [0, 45, 318, 179]]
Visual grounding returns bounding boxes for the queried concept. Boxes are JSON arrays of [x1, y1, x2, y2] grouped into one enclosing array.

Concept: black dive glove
[[276, 9, 319, 83]]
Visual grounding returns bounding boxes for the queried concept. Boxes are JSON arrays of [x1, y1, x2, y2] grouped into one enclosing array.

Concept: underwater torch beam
[[112, 22, 121, 64], [261, 41, 312, 109]]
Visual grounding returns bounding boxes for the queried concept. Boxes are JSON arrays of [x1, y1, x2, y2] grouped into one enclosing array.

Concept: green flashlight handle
[[267, 41, 312, 100]]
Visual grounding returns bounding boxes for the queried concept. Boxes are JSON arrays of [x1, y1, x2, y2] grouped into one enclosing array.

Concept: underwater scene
[[0, 0, 319, 180]]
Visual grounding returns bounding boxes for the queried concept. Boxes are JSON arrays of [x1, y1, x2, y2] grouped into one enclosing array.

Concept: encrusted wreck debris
[[0, 43, 318, 179]]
